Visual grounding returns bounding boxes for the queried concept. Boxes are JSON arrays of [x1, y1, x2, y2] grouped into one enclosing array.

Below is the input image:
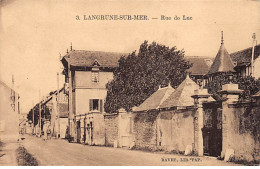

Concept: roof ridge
[[158, 86, 175, 107], [72, 49, 127, 54], [0, 80, 17, 93], [230, 44, 260, 55]]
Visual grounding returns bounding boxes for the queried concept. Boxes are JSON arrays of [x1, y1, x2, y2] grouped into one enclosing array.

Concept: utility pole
[[39, 90, 42, 137], [57, 72, 60, 138], [32, 101, 35, 135], [68, 64, 75, 142], [251, 33, 256, 77]]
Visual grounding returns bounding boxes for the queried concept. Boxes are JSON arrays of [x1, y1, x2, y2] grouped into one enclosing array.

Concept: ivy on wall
[[206, 73, 260, 101]]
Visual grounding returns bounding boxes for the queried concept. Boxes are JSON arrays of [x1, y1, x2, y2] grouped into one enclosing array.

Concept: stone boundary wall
[[104, 113, 119, 146]]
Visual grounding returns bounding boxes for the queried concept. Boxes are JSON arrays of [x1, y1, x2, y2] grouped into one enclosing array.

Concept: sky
[[0, 0, 259, 114]]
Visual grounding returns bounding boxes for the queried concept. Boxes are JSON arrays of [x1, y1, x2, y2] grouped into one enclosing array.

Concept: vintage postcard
[[0, 0, 259, 166]]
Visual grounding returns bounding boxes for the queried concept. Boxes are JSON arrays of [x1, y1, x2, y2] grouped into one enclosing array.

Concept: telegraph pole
[[68, 64, 75, 142], [251, 33, 256, 77], [32, 101, 35, 135], [39, 90, 42, 137], [57, 72, 60, 138]]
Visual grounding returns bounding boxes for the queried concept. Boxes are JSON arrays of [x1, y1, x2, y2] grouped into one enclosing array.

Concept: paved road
[[20, 135, 240, 166]]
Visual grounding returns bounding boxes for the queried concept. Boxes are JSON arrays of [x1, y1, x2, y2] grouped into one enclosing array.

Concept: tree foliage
[[206, 73, 260, 101], [27, 105, 51, 128], [104, 41, 192, 113], [206, 73, 260, 144]]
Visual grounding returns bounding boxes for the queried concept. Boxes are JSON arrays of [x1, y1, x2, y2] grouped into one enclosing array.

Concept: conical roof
[[134, 84, 175, 112], [160, 75, 199, 108], [208, 34, 235, 75]]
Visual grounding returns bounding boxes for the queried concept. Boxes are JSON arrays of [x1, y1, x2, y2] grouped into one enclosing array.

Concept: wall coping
[[103, 113, 119, 116]]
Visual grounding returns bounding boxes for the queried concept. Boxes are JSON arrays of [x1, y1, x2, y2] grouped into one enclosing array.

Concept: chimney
[[70, 42, 73, 51]]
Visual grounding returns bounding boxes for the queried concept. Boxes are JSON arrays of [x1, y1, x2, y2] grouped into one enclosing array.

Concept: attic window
[[92, 71, 99, 83]]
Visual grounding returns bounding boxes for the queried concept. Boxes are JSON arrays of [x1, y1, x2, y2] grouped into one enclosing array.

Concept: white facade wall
[[74, 71, 113, 115], [254, 56, 260, 79]]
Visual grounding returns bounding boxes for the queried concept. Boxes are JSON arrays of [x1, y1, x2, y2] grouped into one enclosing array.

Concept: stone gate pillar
[[192, 88, 213, 156], [219, 82, 243, 157]]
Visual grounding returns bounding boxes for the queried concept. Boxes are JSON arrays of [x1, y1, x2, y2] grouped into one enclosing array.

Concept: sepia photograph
[[0, 0, 259, 166]]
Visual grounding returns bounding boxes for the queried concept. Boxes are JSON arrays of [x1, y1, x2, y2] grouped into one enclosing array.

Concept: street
[[18, 135, 240, 166]]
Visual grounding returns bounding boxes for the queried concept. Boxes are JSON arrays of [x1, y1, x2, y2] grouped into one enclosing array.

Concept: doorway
[[202, 103, 222, 157]]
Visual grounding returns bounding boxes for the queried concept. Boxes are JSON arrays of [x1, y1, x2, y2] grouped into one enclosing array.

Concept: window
[[89, 99, 103, 112], [91, 71, 99, 83]]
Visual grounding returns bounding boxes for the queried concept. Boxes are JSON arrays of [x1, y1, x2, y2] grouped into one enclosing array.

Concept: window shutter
[[99, 99, 103, 112], [89, 99, 93, 111]]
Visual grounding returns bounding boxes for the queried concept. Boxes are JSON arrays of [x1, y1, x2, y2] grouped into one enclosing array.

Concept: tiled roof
[[61, 50, 127, 68], [208, 43, 235, 74], [186, 57, 213, 75], [230, 44, 260, 67], [160, 75, 199, 108], [134, 84, 175, 112]]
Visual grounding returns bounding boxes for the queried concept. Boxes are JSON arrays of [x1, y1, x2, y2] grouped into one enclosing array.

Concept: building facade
[[61, 49, 125, 142], [231, 44, 260, 79], [0, 80, 20, 141]]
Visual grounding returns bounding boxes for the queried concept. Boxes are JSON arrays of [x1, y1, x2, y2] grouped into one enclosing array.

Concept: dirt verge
[[16, 146, 38, 166]]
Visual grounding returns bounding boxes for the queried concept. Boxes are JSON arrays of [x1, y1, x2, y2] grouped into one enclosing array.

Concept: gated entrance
[[119, 113, 134, 147], [202, 102, 222, 157]]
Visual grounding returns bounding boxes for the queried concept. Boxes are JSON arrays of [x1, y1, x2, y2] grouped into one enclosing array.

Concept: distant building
[[42, 87, 69, 139], [0, 80, 20, 141], [185, 56, 213, 85], [230, 44, 260, 79]]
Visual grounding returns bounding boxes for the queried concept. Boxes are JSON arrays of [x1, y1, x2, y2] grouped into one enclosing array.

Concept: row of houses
[[31, 33, 260, 162], [28, 87, 69, 139]]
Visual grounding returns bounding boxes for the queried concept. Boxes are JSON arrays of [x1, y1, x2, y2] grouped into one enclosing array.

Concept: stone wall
[[104, 113, 119, 146], [133, 109, 195, 152], [79, 113, 105, 145], [133, 111, 159, 150], [222, 102, 260, 162], [158, 109, 195, 152], [92, 113, 105, 145]]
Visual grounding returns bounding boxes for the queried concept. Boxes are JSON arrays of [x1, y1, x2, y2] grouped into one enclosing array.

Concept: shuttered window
[[89, 99, 103, 112]]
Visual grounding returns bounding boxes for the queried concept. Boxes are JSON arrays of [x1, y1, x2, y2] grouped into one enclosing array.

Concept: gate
[[202, 102, 222, 157], [86, 121, 94, 145], [119, 113, 133, 147], [76, 121, 81, 143]]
